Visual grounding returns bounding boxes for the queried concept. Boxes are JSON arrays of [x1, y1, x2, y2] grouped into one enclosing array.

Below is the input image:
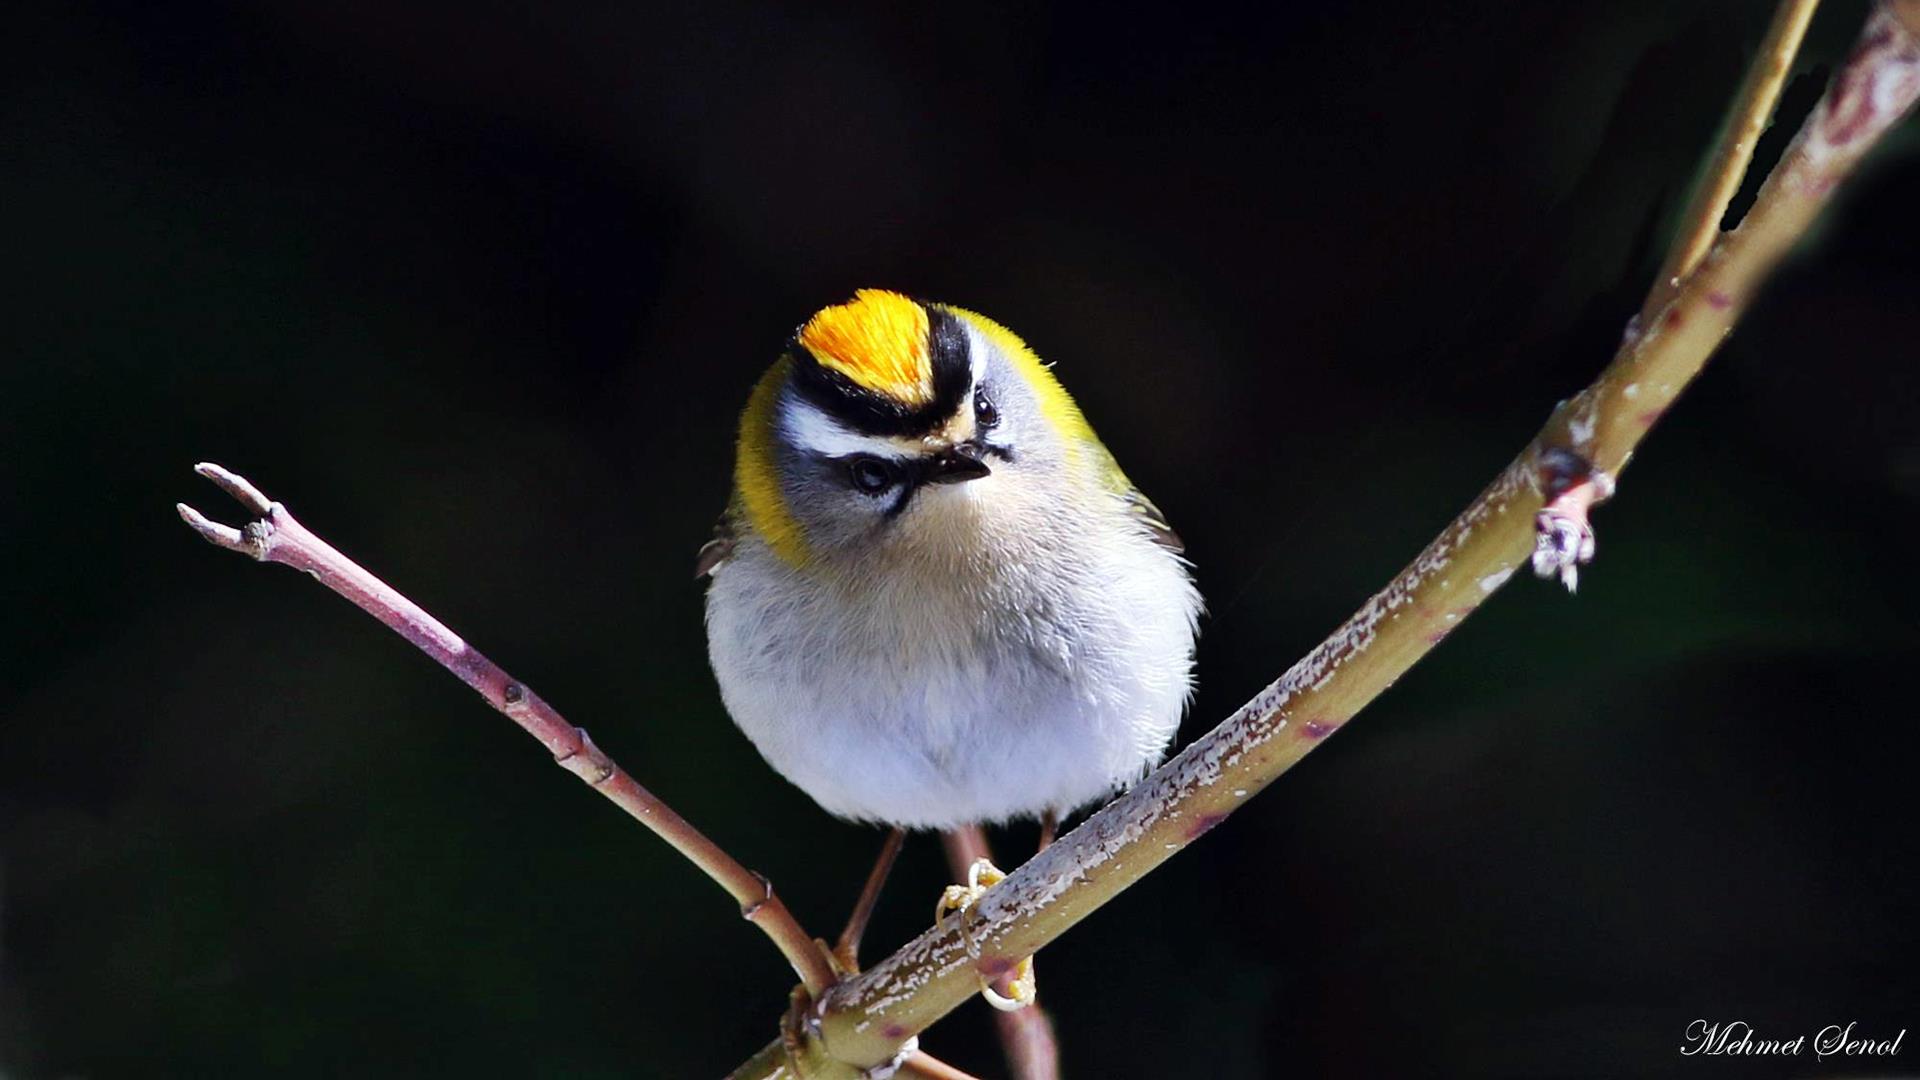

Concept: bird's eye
[[974, 387, 999, 430], [847, 455, 897, 494]]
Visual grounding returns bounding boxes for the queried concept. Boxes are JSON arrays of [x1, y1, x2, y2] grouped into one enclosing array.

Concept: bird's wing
[[1083, 436, 1185, 555], [1122, 486, 1185, 555], [694, 511, 736, 578]]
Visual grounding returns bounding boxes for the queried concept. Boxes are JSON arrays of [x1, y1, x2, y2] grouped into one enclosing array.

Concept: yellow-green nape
[[798, 289, 933, 406], [734, 357, 809, 565]]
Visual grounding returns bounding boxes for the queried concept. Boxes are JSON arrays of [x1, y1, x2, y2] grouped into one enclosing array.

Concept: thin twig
[[835, 827, 907, 972], [941, 828, 1061, 1080], [734, 2, 1920, 1073], [178, 463, 839, 998], [1644, 0, 1822, 319]]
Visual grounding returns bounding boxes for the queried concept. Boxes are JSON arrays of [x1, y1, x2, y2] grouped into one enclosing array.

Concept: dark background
[[5, 2, 1918, 1077]]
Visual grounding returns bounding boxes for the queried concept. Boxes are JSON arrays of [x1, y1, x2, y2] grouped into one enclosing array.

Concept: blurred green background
[[5, 2, 1918, 1076]]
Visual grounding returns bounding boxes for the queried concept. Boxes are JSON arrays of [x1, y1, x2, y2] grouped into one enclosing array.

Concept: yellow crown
[[797, 289, 933, 406]]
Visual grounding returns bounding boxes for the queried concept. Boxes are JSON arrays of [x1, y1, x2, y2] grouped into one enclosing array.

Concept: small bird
[[699, 289, 1200, 972]]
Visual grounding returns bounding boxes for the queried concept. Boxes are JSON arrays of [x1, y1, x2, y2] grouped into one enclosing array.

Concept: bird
[[699, 289, 1201, 985]]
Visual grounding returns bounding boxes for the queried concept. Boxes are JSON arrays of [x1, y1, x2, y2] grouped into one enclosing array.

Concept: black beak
[[924, 443, 992, 485]]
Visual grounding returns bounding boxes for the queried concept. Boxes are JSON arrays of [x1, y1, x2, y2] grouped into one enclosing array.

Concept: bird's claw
[[979, 956, 1036, 1012], [933, 857, 1003, 924], [934, 858, 1036, 1012]]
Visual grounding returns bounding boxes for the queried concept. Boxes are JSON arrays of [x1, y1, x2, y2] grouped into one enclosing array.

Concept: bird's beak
[[924, 443, 991, 485]]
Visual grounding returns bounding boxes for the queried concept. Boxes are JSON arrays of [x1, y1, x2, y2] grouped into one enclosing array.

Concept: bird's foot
[[934, 857, 1036, 1012]]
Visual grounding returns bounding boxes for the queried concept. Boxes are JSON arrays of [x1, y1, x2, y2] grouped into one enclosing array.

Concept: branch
[[177, 463, 840, 998], [1643, 0, 1822, 319], [737, 3, 1920, 1074]]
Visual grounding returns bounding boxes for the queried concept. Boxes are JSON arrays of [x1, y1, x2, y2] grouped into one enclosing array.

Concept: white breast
[[704, 483, 1199, 829]]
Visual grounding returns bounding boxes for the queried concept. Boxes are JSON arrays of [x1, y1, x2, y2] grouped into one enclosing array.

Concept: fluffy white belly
[[704, 531, 1197, 829]]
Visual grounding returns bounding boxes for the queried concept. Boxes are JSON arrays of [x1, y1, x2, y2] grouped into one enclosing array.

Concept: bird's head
[[734, 289, 1100, 565]]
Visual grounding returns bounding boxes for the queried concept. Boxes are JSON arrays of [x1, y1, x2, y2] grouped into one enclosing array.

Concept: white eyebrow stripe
[[780, 397, 914, 460], [964, 320, 990, 386]]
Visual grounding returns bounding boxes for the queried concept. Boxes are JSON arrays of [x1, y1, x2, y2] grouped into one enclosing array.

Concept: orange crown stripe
[[797, 289, 934, 406]]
